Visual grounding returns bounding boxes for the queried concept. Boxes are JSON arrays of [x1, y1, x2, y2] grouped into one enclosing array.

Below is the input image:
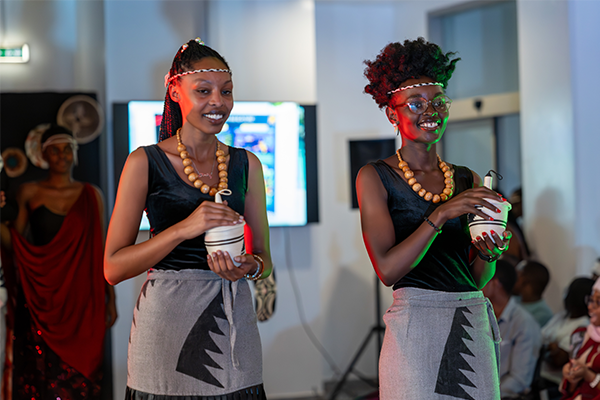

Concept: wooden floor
[[271, 379, 379, 400]]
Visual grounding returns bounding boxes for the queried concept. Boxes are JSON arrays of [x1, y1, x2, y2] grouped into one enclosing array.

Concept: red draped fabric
[[10, 183, 106, 380]]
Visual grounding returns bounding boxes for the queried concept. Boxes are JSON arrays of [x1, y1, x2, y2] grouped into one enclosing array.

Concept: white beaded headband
[[164, 68, 232, 88], [387, 82, 444, 95], [42, 134, 79, 165], [164, 37, 232, 88]]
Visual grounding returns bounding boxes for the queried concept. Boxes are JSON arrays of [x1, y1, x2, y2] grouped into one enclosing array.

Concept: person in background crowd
[[483, 259, 542, 399], [514, 260, 554, 327], [560, 278, 600, 400], [538, 277, 594, 399]]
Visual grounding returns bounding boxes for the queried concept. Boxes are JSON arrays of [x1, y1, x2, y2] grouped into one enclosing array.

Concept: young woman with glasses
[[356, 38, 511, 399]]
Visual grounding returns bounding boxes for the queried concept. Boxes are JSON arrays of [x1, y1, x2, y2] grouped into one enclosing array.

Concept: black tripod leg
[[328, 327, 376, 400]]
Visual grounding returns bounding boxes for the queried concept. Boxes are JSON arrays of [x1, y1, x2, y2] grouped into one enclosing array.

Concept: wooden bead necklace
[[396, 149, 454, 203], [176, 128, 228, 196]]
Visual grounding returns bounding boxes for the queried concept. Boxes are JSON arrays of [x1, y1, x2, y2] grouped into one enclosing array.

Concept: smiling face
[[42, 142, 74, 174], [169, 57, 233, 135], [588, 290, 600, 327], [386, 77, 449, 145]]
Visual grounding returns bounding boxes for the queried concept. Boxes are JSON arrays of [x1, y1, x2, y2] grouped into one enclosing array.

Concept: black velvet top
[[370, 160, 478, 292], [143, 145, 248, 271], [29, 206, 65, 246]]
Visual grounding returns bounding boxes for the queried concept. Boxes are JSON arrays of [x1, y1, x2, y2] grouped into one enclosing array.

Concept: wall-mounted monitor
[[113, 101, 319, 229]]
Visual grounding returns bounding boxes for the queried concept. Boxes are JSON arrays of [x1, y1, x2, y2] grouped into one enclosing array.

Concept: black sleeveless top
[[143, 145, 248, 271], [29, 206, 65, 246], [370, 160, 478, 292]]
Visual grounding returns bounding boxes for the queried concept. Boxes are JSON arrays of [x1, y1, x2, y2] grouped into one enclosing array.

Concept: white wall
[[569, 0, 600, 276], [517, 0, 575, 310]]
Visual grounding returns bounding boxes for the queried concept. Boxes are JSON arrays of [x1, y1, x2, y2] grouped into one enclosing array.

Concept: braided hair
[[364, 37, 460, 109], [159, 39, 231, 142]]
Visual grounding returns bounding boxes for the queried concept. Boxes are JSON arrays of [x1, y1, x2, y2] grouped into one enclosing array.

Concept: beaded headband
[[388, 82, 444, 95], [164, 68, 232, 88], [42, 134, 79, 165]]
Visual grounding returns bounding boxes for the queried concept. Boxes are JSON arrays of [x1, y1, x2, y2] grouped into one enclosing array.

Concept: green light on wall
[[0, 44, 30, 63]]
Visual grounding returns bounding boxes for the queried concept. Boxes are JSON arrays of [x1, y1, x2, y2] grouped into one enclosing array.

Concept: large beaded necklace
[[396, 149, 454, 203], [176, 128, 228, 196]]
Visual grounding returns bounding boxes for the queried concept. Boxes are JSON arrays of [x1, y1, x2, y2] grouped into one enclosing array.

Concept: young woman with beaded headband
[[356, 37, 512, 399], [105, 38, 272, 399]]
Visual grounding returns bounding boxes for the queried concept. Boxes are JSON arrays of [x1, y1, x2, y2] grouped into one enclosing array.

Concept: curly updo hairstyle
[[159, 39, 231, 142], [364, 37, 460, 109]]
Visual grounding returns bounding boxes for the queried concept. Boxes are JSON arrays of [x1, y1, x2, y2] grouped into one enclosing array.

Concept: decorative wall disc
[[57, 95, 104, 144], [1, 147, 28, 177], [25, 123, 51, 169]]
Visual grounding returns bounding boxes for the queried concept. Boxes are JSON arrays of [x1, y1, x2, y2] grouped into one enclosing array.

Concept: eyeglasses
[[396, 95, 452, 115], [585, 295, 600, 308]]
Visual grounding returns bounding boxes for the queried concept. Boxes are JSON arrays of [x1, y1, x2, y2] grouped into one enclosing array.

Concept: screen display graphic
[[128, 101, 308, 228]]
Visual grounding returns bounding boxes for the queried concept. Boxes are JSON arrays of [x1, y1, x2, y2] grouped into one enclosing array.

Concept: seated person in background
[[483, 260, 542, 398], [513, 260, 554, 327], [561, 278, 600, 400], [503, 188, 531, 263], [540, 278, 593, 392]]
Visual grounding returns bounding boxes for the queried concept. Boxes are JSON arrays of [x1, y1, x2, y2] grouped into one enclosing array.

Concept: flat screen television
[[113, 101, 319, 229]]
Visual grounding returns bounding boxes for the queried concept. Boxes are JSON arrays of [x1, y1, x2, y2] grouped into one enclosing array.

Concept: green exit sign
[[0, 44, 30, 63]]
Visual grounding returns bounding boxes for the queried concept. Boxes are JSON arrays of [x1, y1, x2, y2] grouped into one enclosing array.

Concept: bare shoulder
[[356, 163, 386, 201], [244, 149, 261, 166], [129, 146, 149, 162], [16, 181, 39, 202], [357, 163, 378, 180], [89, 183, 104, 204]]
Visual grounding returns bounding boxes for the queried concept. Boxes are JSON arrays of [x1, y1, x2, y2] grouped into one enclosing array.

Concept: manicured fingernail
[[491, 230, 496, 235], [489, 217, 494, 221], [482, 232, 488, 237], [496, 208, 501, 213], [476, 236, 481, 241]]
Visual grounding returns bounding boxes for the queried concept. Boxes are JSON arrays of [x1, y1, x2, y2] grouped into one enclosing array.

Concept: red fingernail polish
[[489, 217, 494, 221], [496, 208, 501, 213], [482, 232, 488, 236], [491, 230, 496, 235], [476, 236, 481, 241]]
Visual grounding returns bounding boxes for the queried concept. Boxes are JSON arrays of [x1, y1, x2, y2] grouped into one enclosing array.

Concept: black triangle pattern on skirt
[[434, 306, 477, 400], [176, 290, 228, 388]]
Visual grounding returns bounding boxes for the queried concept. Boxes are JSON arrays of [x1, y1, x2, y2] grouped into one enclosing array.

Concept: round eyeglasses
[[585, 295, 600, 308], [396, 95, 452, 115]]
